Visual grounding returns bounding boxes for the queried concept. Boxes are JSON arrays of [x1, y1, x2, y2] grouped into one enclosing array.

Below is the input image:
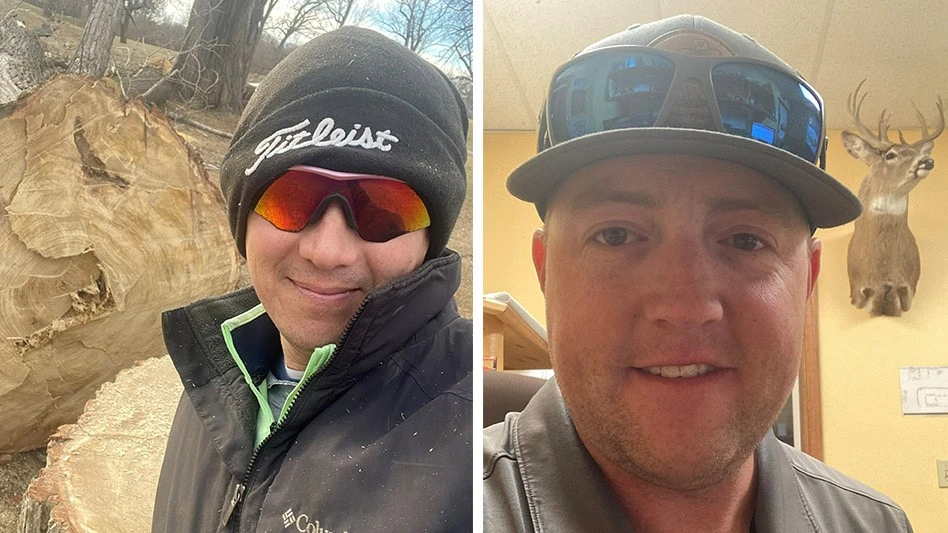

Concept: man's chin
[[282, 306, 359, 342], [579, 417, 761, 493], [621, 445, 754, 492], [279, 322, 348, 360]]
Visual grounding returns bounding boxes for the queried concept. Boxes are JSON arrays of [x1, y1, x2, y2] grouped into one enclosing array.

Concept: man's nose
[[642, 242, 724, 331], [297, 201, 362, 268]]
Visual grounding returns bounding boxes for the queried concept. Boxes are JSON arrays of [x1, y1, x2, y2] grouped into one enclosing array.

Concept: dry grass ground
[[0, 4, 474, 529], [0, 452, 44, 531], [2, 0, 177, 76]]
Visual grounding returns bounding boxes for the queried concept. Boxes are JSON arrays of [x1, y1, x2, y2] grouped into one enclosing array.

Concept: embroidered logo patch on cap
[[649, 30, 735, 57]]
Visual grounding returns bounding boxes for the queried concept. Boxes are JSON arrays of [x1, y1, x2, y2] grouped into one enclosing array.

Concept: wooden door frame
[[799, 288, 823, 460]]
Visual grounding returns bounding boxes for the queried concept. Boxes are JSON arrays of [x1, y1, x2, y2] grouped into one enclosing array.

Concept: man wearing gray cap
[[152, 27, 472, 532], [484, 15, 912, 532]]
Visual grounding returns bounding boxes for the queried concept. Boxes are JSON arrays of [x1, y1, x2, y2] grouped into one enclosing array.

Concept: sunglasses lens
[[711, 63, 823, 163], [351, 179, 430, 242], [253, 168, 430, 242], [254, 169, 328, 231], [549, 52, 675, 142]]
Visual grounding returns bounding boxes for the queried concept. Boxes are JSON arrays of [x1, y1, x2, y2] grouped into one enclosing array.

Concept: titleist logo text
[[245, 118, 399, 176]]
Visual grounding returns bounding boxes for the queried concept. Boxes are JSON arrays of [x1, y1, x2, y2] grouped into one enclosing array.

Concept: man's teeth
[[645, 364, 716, 378]]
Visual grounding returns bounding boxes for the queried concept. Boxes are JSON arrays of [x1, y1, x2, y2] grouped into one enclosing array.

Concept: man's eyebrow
[[568, 187, 658, 211], [707, 197, 789, 220]]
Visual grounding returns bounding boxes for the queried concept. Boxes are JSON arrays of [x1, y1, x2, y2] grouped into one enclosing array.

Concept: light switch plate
[[938, 460, 948, 488]]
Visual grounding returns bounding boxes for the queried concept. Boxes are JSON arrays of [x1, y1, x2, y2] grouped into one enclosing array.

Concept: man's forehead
[[546, 154, 808, 222]]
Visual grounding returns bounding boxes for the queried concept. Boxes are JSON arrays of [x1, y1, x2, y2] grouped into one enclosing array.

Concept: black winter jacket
[[152, 251, 473, 532]]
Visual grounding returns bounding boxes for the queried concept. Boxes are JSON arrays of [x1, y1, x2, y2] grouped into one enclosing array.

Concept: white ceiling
[[484, 0, 948, 132]]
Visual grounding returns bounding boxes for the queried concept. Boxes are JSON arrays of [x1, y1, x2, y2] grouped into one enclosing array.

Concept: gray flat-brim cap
[[507, 14, 862, 228], [509, 128, 861, 227]]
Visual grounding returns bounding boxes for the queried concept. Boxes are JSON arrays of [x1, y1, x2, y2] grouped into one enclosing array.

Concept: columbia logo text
[[246, 118, 399, 176], [282, 507, 349, 533]]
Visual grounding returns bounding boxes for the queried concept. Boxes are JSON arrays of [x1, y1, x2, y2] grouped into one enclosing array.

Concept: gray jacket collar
[[513, 379, 814, 532]]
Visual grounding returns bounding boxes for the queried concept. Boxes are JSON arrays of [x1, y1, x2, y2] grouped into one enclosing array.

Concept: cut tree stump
[[18, 356, 182, 533], [0, 74, 240, 453]]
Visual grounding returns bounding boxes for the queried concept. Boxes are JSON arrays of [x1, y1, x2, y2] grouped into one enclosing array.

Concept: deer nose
[[920, 158, 935, 170]]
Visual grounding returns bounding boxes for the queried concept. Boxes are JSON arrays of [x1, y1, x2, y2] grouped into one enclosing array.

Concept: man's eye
[[594, 227, 634, 246], [730, 233, 766, 251]]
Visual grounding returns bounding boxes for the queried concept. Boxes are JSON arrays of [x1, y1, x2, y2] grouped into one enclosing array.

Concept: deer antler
[[848, 79, 891, 150], [877, 109, 892, 144], [911, 96, 945, 148]]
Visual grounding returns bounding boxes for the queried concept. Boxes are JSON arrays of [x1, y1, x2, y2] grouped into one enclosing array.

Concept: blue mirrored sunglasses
[[541, 46, 827, 168]]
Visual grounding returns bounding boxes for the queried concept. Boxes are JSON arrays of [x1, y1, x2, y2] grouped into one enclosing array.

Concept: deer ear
[[918, 140, 935, 156], [841, 131, 877, 163]]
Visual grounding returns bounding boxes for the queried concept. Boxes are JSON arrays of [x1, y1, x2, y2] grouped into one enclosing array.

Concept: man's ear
[[532, 228, 547, 293], [807, 237, 822, 297]]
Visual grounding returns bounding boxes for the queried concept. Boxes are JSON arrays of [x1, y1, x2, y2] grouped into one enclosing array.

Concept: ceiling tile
[[485, 0, 948, 133], [817, 0, 948, 130]]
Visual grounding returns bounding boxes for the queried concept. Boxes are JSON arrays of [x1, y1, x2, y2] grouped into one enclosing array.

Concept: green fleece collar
[[221, 304, 336, 448]]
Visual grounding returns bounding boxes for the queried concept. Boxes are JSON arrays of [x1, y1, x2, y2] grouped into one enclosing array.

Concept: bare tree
[[120, 0, 167, 44], [443, 0, 470, 78], [323, 0, 360, 28], [373, 0, 452, 54], [260, 0, 281, 34], [272, 0, 324, 50], [271, 0, 360, 50], [164, 0, 272, 112], [71, 0, 124, 77]]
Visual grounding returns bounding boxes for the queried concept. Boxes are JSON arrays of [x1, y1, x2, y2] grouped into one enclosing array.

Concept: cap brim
[[507, 128, 861, 228]]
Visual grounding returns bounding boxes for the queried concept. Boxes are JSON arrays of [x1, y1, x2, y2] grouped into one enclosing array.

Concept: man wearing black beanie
[[153, 26, 472, 532]]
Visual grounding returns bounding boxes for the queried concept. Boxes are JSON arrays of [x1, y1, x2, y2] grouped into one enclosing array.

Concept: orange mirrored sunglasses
[[253, 165, 430, 242]]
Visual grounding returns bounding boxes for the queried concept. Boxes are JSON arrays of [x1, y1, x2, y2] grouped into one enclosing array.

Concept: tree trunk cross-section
[[18, 356, 183, 533], [0, 74, 240, 453]]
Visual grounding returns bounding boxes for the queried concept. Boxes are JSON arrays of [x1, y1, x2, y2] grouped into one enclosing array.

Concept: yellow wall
[[484, 129, 948, 532], [484, 132, 546, 321]]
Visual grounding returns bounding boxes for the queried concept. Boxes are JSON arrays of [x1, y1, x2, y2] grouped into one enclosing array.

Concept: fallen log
[[0, 74, 240, 453], [0, 17, 50, 105], [18, 356, 182, 532]]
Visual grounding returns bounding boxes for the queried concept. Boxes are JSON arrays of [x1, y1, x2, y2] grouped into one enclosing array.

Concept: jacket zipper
[[219, 483, 244, 529], [221, 296, 371, 531]]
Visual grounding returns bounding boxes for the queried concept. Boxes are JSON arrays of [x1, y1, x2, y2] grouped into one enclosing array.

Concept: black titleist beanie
[[221, 26, 469, 260]]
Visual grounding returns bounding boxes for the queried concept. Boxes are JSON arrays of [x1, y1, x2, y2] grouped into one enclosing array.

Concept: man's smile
[[640, 363, 718, 378], [288, 277, 361, 300]]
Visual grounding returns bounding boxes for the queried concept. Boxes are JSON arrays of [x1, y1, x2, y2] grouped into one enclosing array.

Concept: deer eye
[[884, 151, 897, 161]]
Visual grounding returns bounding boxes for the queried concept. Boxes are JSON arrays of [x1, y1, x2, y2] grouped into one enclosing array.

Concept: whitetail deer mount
[[843, 80, 944, 317]]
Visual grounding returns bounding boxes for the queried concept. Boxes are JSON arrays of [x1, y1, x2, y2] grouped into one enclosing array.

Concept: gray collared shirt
[[484, 379, 912, 532]]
